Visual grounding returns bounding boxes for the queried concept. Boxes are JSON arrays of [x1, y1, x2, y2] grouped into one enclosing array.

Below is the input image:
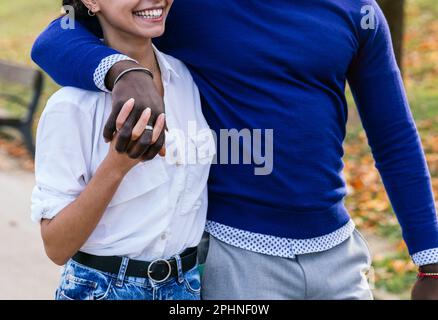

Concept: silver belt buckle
[[147, 259, 172, 283]]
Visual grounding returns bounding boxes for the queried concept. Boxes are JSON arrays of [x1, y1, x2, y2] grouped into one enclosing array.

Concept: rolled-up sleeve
[[31, 98, 93, 223]]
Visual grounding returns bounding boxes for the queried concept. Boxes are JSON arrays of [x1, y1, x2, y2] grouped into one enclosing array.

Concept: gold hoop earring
[[88, 9, 96, 17]]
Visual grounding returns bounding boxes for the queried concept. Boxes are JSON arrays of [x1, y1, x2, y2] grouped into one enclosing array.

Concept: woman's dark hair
[[62, 0, 92, 19]]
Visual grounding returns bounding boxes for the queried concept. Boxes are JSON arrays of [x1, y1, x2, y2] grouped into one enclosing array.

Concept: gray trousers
[[201, 229, 373, 300]]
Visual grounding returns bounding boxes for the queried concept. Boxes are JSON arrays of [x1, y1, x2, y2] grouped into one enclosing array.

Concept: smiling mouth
[[133, 7, 164, 20]]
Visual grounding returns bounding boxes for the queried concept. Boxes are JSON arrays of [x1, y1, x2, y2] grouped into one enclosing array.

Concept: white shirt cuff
[[412, 248, 438, 266], [31, 186, 78, 223], [93, 54, 137, 92]]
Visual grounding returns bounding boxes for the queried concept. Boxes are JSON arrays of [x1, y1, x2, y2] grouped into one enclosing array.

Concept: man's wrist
[[419, 263, 438, 273], [105, 60, 142, 91], [113, 67, 154, 88]]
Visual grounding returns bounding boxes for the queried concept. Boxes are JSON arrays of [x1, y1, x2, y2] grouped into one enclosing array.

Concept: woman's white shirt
[[31, 47, 215, 261]]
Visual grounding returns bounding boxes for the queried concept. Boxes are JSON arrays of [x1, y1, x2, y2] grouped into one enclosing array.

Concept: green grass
[[413, 0, 438, 17], [0, 0, 61, 132], [373, 251, 418, 294], [409, 79, 438, 127], [0, 0, 59, 63]]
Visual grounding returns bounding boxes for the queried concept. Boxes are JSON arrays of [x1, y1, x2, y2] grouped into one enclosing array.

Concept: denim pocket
[[56, 260, 113, 300], [183, 265, 202, 294], [57, 273, 97, 300]]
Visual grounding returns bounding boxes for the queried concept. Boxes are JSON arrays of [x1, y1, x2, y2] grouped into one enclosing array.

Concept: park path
[[0, 149, 60, 300]]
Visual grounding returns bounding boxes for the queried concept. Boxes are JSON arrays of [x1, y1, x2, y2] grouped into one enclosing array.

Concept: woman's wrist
[[99, 157, 132, 180]]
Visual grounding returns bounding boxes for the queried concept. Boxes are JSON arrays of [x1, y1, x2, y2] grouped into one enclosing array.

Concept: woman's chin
[[137, 29, 165, 40], [131, 16, 166, 38]]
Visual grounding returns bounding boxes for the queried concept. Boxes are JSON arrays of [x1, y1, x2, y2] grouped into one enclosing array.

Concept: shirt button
[[161, 233, 167, 240]]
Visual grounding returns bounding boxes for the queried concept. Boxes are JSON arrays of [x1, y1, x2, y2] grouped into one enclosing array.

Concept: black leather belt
[[72, 247, 198, 283]]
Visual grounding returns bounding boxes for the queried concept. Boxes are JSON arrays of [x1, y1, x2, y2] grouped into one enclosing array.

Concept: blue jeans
[[55, 256, 201, 300]]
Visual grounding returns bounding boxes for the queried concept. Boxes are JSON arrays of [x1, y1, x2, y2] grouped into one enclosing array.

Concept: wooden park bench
[[0, 60, 44, 158]]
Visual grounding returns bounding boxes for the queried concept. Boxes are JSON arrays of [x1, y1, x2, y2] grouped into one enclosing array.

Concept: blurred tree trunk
[[377, 0, 406, 70]]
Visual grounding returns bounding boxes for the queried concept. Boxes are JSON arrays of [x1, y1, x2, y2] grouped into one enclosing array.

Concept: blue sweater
[[32, 0, 438, 255]]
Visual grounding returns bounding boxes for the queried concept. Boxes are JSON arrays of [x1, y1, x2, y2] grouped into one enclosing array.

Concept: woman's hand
[[104, 98, 166, 175]]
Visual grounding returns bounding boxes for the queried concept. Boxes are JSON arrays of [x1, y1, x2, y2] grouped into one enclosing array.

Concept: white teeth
[[134, 8, 163, 19]]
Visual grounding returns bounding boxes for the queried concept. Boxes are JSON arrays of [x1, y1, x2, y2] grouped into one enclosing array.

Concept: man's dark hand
[[103, 60, 166, 160], [411, 264, 438, 300]]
